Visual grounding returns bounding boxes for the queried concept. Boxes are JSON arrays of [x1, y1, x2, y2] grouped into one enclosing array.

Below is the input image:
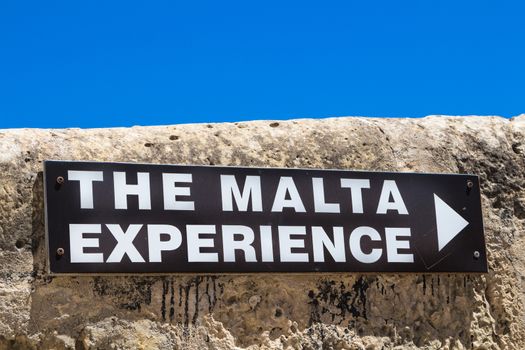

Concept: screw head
[[473, 251, 480, 259], [466, 180, 474, 189], [56, 247, 65, 256], [56, 176, 65, 185]]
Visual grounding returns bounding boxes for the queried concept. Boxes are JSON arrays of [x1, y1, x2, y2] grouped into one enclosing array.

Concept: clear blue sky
[[0, 1, 523, 128]]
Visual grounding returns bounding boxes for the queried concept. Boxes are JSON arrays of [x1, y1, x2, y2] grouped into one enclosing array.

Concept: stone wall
[[0, 116, 524, 349]]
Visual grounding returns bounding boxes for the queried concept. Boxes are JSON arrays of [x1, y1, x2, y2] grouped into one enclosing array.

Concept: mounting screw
[[56, 247, 65, 256], [466, 180, 474, 189], [473, 251, 480, 259], [56, 176, 65, 185]]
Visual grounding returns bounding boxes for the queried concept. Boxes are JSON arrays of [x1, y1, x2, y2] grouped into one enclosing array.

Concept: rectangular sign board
[[44, 160, 487, 274]]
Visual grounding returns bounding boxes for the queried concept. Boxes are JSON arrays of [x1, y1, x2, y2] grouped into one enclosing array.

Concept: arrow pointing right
[[434, 194, 469, 252]]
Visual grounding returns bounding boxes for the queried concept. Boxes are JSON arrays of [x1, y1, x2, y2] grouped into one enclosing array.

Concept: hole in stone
[[144, 143, 153, 147], [169, 135, 179, 141], [269, 122, 279, 128], [274, 308, 283, 317], [15, 239, 25, 249]]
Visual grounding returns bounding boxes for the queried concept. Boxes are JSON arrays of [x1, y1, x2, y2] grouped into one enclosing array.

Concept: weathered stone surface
[[0, 115, 524, 349]]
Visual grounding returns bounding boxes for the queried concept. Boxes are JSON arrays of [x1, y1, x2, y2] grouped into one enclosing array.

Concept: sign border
[[43, 159, 488, 275]]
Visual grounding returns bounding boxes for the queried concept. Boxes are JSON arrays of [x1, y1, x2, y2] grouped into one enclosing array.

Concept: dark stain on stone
[[161, 279, 168, 321], [192, 277, 201, 324], [170, 280, 175, 322], [205, 277, 212, 312], [92, 277, 153, 311], [204, 276, 218, 313], [160, 276, 221, 326], [182, 280, 193, 326], [351, 277, 369, 319], [119, 301, 141, 311], [308, 277, 370, 326]]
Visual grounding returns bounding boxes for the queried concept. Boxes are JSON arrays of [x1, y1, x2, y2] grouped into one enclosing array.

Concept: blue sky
[[0, 1, 523, 128]]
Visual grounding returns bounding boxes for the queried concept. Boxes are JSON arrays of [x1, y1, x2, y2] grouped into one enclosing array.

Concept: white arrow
[[434, 194, 469, 252]]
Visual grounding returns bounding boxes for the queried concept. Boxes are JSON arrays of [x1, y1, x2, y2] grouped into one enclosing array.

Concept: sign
[[44, 160, 487, 274]]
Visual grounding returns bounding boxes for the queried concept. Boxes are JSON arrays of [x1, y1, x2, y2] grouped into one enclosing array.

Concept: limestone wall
[[0, 116, 524, 349]]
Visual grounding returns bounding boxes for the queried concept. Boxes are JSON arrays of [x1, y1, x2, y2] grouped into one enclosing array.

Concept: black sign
[[44, 160, 487, 274]]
